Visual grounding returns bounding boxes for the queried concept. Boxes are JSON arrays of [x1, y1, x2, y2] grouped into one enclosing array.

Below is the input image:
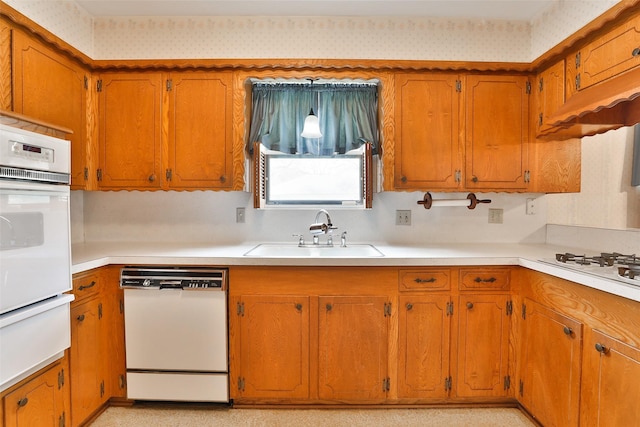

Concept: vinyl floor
[[90, 405, 537, 426]]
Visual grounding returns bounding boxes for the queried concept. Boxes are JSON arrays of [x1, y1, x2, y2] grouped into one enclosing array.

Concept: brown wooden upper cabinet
[[465, 75, 530, 190], [394, 73, 530, 192], [394, 73, 463, 190], [568, 13, 640, 97], [535, 60, 565, 134], [11, 30, 89, 190], [96, 71, 233, 191]]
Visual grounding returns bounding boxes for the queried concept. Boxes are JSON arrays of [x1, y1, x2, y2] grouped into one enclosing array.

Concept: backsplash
[[73, 190, 548, 245]]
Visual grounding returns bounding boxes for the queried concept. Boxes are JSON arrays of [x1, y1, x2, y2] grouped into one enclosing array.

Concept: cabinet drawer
[[459, 268, 510, 291], [399, 269, 451, 291], [72, 271, 101, 301]]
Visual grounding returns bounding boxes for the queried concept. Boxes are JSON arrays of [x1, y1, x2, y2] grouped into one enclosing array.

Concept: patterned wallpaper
[[3, 0, 620, 61], [4, 0, 93, 54]]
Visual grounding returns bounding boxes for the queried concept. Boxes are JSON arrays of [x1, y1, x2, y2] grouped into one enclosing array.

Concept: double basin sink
[[244, 243, 384, 258]]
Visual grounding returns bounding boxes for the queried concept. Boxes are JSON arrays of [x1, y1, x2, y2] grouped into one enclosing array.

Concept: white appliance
[[0, 123, 74, 392], [121, 266, 229, 402]]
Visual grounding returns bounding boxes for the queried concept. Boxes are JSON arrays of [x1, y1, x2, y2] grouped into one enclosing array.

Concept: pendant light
[[301, 79, 322, 138]]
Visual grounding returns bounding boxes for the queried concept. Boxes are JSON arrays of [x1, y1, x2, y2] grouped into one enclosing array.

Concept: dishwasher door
[[124, 288, 227, 372]]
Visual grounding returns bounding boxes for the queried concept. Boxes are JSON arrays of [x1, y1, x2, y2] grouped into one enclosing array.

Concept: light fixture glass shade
[[301, 109, 322, 138]]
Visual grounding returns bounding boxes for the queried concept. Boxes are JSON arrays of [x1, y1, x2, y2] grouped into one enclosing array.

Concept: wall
[[546, 126, 640, 229], [7, 0, 636, 246]]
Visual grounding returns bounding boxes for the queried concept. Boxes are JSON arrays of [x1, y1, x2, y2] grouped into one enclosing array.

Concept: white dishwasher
[[121, 266, 228, 402]]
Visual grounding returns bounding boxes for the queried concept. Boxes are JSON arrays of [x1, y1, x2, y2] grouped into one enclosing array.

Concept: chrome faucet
[[309, 209, 337, 245]]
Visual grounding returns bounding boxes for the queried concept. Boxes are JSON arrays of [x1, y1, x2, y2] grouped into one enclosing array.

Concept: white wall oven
[[0, 124, 74, 392]]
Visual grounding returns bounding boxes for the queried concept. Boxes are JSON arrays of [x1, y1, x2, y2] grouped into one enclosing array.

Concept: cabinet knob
[[220, 175, 226, 183], [563, 326, 573, 336], [472, 176, 478, 183], [17, 397, 28, 407], [76, 314, 85, 322], [466, 302, 474, 309], [148, 174, 156, 182], [406, 303, 413, 311], [595, 343, 608, 354], [295, 303, 302, 312], [633, 47, 640, 57], [326, 303, 332, 312]]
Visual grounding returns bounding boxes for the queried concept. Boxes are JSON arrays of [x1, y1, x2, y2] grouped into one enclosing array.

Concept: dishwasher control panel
[[120, 266, 227, 290]]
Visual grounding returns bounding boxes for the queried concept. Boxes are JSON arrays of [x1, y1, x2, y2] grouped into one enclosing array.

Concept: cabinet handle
[[295, 303, 302, 312], [78, 280, 96, 291], [17, 397, 28, 407], [326, 303, 332, 312], [406, 303, 413, 311], [633, 47, 640, 57], [595, 343, 609, 354], [414, 277, 436, 283], [563, 326, 573, 336], [148, 174, 156, 182], [76, 314, 85, 322], [466, 302, 474, 309], [473, 277, 497, 283]]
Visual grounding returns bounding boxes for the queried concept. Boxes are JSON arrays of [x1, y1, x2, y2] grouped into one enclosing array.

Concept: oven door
[[0, 180, 71, 314]]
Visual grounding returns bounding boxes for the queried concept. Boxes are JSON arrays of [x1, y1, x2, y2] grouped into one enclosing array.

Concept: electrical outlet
[[396, 210, 411, 226], [526, 198, 536, 215], [236, 207, 245, 223], [488, 208, 503, 224]]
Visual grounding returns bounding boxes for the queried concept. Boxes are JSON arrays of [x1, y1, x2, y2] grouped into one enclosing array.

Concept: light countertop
[[71, 241, 640, 303]]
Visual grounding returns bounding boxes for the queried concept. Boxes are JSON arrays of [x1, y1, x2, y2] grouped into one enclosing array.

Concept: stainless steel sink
[[244, 243, 384, 258]]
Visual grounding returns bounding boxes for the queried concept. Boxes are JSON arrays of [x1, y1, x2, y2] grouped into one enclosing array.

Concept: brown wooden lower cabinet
[[28, 263, 638, 425], [318, 296, 390, 401], [397, 294, 452, 399], [580, 329, 640, 427], [456, 294, 511, 398], [2, 355, 69, 427], [232, 295, 310, 400], [518, 299, 583, 427], [69, 266, 125, 427]]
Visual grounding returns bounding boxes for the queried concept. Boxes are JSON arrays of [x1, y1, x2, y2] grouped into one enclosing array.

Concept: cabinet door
[[318, 296, 389, 401], [12, 30, 88, 190], [398, 295, 451, 398], [580, 329, 640, 426], [105, 271, 127, 398], [3, 359, 69, 427], [536, 60, 565, 133], [465, 75, 529, 190], [70, 297, 105, 427], [394, 73, 462, 190], [456, 294, 510, 397], [519, 299, 582, 427], [97, 73, 162, 189], [167, 72, 233, 189], [576, 14, 640, 91], [232, 295, 310, 399]]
